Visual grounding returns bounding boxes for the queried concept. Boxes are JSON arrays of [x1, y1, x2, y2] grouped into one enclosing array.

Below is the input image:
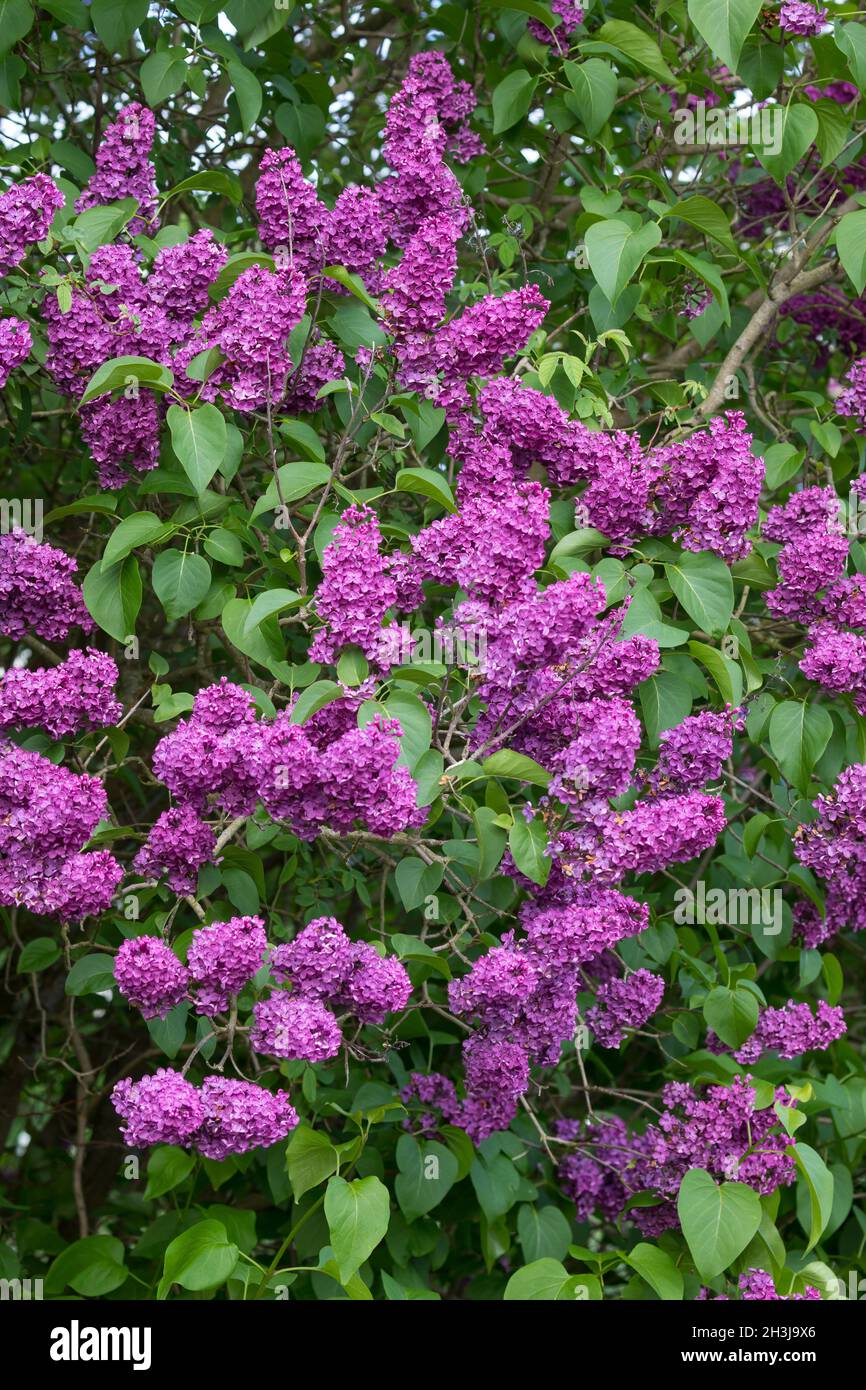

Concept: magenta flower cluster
[[0, 742, 122, 921], [75, 103, 159, 235], [146, 678, 425, 842], [114, 913, 410, 1073], [795, 763, 866, 942], [732, 999, 846, 1064], [556, 1076, 798, 1235], [0, 173, 64, 275], [112, 1068, 298, 1157], [0, 531, 91, 641], [0, 317, 31, 387], [778, 1, 827, 36], [0, 648, 121, 737]]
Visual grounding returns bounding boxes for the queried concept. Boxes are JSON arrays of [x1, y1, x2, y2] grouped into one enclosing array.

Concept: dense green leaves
[[2, 0, 864, 1313]]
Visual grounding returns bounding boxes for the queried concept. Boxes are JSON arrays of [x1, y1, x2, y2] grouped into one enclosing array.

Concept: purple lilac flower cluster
[[0, 531, 91, 640], [440, 376, 763, 557], [0, 316, 31, 387], [112, 1068, 298, 1157], [114, 913, 410, 1070], [778, 1, 827, 36], [310, 505, 398, 665], [732, 999, 846, 1064], [557, 1076, 798, 1234], [270, 914, 411, 1027], [528, 0, 584, 51], [0, 648, 121, 736], [585, 969, 666, 1048], [795, 763, 866, 941], [0, 743, 122, 921], [0, 173, 64, 275], [75, 103, 159, 235], [763, 487, 866, 711], [145, 677, 424, 842], [703, 1269, 821, 1300]]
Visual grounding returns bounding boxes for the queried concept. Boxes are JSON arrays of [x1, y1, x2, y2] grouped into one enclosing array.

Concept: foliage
[[1, 0, 866, 1306]]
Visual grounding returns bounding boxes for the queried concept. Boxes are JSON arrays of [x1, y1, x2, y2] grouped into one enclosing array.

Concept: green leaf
[[395, 857, 444, 912], [209, 252, 275, 302], [737, 37, 784, 101], [791, 1143, 834, 1254], [639, 670, 693, 747], [152, 550, 212, 621], [146, 1002, 189, 1060], [395, 467, 456, 513], [763, 441, 803, 490], [743, 812, 770, 858], [659, 196, 738, 255], [835, 21, 866, 90], [140, 48, 188, 107], [836, 208, 866, 296], [324, 1175, 390, 1283], [812, 99, 851, 169], [585, 218, 662, 305], [227, 58, 262, 133], [596, 19, 676, 83], [167, 403, 227, 494], [394, 1136, 458, 1221], [46, 1236, 126, 1298], [250, 461, 332, 519], [83, 555, 142, 642], [768, 700, 833, 793], [203, 527, 245, 567], [66, 953, 115, 996], [145, 1146, 196, 1200], [563, 59, 617, 136], [481, 750, 550, 788], [517, 1205, 572, 1264], [382, 690, 433, 770], [243, 587, 303, 634], [665, 551, 734, 636], [703, 985, 759, 1049], [321, 264, 381, 313], [90, 0, 148, 51], [626, 1242, 684, 1300], [624, 589, 691, 647], [687, 639, 743, 707], [101, 512, 173, 571], [492, 69, 538, 134], [756, 104, 818, 183], [80, 355, 174, 404], [0, 0, 32, 57], [290, 679, 343, 725], [390, 933, 452, 979], [508, 815, 550, 887], [157, 1219, 239, 1298], [686, 0, 763, 75], [162, 171, 244, 205], [17, 938, 61, 973], [503, 1258, 577, 1300], [286, 1125, 339, 1201], [677, 1168, 762, 1280]]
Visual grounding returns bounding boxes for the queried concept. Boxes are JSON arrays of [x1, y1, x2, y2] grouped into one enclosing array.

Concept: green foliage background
[[2, 0, 866, 1302]]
